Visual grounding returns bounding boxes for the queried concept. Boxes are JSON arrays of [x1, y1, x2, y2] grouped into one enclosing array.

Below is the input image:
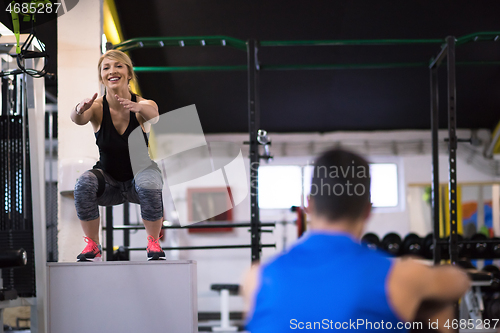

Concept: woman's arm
[[71, 93, 98, 125], [115, 95, 159, 124]]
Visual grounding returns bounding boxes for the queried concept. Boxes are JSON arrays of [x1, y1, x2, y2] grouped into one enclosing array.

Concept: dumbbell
[[457, 260, 476, 269], [381, 233, 402, 256], [0, 248, 27, 268], [361, 233, 380, 251], [469, 233, 488, 258], [423, 234, 434, 259], [423, 234, 447, 259], [402, 233, 423, 256], [443, 234, 465, 258], [484, 294, 500, 320], [487, 237, 500, 258], [482, 265, 500, 292], [0, 248, 27, 302], [113, 246, 129, 261], [423, 234, 458, 260], [456, 234, 465, 258]]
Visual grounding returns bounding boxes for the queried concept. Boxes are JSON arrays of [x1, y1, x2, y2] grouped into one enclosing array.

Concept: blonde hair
[[97, 50, 137, 84]]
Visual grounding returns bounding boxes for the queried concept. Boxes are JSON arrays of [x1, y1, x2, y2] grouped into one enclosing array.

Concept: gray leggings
[[74, 168, 164, 222]]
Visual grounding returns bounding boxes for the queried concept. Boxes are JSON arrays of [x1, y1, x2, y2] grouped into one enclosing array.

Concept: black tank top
[[94, 94, 149, 181]]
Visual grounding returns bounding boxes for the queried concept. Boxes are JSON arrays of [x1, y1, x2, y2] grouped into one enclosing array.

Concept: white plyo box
[[47, 261, 197, 333]]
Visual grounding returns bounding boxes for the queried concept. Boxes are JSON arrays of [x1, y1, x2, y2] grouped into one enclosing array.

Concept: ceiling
[[4, 0, 500, 134]]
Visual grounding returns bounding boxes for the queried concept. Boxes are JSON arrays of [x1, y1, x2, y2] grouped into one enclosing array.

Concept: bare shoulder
[[91, 96, 103, 109], [90, 96, 103, 114]]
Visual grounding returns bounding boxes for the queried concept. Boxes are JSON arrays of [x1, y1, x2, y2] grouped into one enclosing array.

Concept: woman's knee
[[136, 187, 163, 221], [134, 168, 163, 190], [74, 171, 100, 221], [74, 171, 99, 196]]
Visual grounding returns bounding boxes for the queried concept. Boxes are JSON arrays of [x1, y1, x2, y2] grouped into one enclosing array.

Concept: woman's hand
[[76, 93, 98, 115], [115, 94, 142, 113]]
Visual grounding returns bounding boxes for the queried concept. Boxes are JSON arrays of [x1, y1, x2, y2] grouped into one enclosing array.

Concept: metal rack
[[102, 208, 276, 261], [0, 34, 47, 333], [114, 31, 500, 263], [429, 32, 500, 264]]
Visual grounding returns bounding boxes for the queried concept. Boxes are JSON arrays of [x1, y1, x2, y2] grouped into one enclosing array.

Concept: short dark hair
[[310, 148, 371, 221]]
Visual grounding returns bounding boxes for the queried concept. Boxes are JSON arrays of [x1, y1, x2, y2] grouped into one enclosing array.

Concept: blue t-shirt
[[246, 231, 407, 332]]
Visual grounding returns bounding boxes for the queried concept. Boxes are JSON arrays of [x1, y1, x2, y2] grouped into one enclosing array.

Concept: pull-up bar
[[114, 31, 500, 52], [114, 35, 247, 52], [133, 61, 500, 72], [114, 32, 500, 72]]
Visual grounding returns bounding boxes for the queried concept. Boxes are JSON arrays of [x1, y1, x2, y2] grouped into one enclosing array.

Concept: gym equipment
[[0, 249, 27, 269], [0, 33, 47, 333], [402, 233, 423, 256], [460, 267, 494, 323], [483, 265, 500, 274], [469, 233, 489, 258], [484, 294, 500, 321], [210, 284, 240, 332], [481, 265, 500, 320], [0, 248, 28, 300], [0, 248, 28, 332], [456, 234, 465, 258], [423, 234, 470, 260], [423, 233, 435, 259], [487, 237, 500, 257], [381, 233, 402, 256], [361, 233, 380, 251], [482, 265, 500, 320], [114, 31, 500, 264], [291, 206, 306, 238], [47, 261, 197, 333], [103, 221, 276, 260], [457, 260, 476, 270], [460, 264, 500, 325], [112, 246, 129, 261], [482, 265, 500, 292]]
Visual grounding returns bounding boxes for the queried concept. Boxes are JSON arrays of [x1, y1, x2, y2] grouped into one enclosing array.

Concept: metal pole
[[105, 222, 276, 230], [119, 243, 276, 251], [446, 36, 459, 264], [123, 202, 130, 259], [106, 207, 113, 261], [247, 39, 261, 263], [430, 66, 441, 264]]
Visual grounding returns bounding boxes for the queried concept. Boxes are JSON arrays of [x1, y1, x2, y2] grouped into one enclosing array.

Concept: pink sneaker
[[147, 235, 166, 261], [77, 237, 102, 262]]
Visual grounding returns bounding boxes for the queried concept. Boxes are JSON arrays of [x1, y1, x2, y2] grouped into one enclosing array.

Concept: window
[[258, 166, 302, 209], [259, 162, 400, 209], [369, 163, 398, 207]]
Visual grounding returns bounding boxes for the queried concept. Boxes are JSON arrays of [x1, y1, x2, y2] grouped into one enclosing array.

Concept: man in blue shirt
[[243, 148, 470, 332]]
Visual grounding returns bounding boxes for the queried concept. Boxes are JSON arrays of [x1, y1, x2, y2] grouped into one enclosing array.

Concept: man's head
[[309, 148, 371, 224]]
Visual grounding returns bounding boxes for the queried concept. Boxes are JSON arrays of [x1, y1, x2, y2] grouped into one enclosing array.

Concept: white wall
[[57, 0, 103, 262]]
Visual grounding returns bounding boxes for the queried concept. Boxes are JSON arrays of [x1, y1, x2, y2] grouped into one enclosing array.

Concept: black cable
[[16, 21, 51, 78]]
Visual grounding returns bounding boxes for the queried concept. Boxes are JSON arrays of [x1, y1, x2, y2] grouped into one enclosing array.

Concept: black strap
[[89, 169, 105, 198]]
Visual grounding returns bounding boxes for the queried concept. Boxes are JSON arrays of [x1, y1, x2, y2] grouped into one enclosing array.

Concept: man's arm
[[388, 259, 471, 332], [418, 264, 471, 301]]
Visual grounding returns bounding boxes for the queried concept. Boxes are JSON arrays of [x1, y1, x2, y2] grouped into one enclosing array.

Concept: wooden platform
[[47, 261, 197, 333]]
